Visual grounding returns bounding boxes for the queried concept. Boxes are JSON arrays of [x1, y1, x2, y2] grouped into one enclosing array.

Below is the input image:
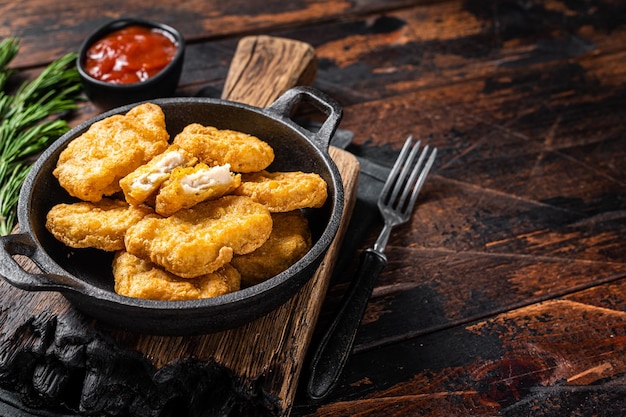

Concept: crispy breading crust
[[234, 170, 328, 212], [113, 251, 241, 301], [172, 123, 274, 172], [232, 211, 312, 287], [120, 144, 197, 206], [45, 106, 324, 301], [155, 163, 241, 216], [124, 195, 273, 278], [53, 103, 169, 202], [46, 199, 154, 251]]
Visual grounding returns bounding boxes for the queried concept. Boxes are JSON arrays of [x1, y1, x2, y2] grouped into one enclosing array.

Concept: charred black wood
[[0, 309, 280, 417]]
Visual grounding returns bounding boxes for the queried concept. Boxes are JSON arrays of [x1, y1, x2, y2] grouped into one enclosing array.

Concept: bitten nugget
[[234, 170, 328, 212], [53, 103, 169, 202], [125, 195, 272, 278], [155, 163, 241, 216], [113, 251, 240, 301], [173, 123, 274, 172], [232, 211, 312, 287], [120, 145, 197, 206], [46, 199, 154, 251]]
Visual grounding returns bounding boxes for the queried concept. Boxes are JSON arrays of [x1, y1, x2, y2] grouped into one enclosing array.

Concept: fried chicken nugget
[[155, 163, 241, 216], [113, 251, 240, 301], [46, 198, 154, 251], [233, 170, 328, 212], [120, 145, 197, 206], [172, 123, 274, 172], [125, 195, 273, 278], [232, 211, 312, 287], [53, 103, 169, 202]]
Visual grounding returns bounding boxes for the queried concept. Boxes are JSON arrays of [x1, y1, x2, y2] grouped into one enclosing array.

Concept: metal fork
[[306, 136, 437, 401]]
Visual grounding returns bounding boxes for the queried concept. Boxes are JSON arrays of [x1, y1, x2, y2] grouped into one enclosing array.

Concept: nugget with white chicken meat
[[113, 251, 240, 301], [232, 210, 312, 287], [234, 170, 328, 212], [155, 163, 241, 216], [53, 103, 169, 202], [124, 195, 272, 278], [120, 145, 197, 206], [46, 198, 154, 251], [173, 123, 274, 172]]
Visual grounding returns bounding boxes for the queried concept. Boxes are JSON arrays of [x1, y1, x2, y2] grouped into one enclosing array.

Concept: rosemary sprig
[[0, 38, 18, 91], [0, 38, 82, 235], [0, 163, 28, 235]]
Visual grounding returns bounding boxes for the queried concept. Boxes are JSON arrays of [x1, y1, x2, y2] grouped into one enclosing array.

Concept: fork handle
[[306, 248, 387, 401]]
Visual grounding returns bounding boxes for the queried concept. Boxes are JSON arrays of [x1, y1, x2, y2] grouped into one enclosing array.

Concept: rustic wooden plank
[[38, 1, 626, 128], [303, 47, 626, 349], [274, 4, 625, 403], [7, 0, 626, 102], [353, 248, 626, 346], [294, 285, 626, 416], [306, 0, 626, 106], [175, 0, 626, 100], [0, 0, 433, 68], [565, 281, 626, 312]]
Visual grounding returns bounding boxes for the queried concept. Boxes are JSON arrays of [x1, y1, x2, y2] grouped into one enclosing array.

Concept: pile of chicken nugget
[[46, 103, 328, 301]]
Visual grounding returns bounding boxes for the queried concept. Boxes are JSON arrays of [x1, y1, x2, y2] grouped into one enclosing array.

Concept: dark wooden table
[[1, 0, 625, 416]]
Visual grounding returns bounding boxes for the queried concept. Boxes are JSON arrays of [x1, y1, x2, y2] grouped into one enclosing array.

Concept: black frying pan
[[0, 86, 344, 335]]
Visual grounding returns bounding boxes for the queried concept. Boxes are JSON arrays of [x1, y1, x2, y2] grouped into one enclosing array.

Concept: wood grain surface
[[0, 0, 625, 416], [221, 35, 317, 104]]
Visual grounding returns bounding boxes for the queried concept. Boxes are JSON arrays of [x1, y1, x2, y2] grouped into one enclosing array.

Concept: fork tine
[[379, 135, 436, 223], [396, 142, 429, 212], [403, 146, 437, 216], [379, 135, 414, 203]]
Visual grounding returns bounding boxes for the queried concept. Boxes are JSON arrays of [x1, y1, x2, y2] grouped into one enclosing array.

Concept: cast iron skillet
[[0, 86, 344, 335]]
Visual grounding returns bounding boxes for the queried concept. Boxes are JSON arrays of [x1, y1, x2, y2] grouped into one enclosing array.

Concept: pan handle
[[0, 233, 85, 293], [266, 86, 343, 150]]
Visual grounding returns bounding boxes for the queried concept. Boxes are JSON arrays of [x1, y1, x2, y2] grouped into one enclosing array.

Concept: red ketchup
[[84, 25, 177, 84]]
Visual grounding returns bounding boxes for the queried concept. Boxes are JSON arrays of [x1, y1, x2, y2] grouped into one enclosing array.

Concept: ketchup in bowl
[[84, 25, 178, 85], [78, 18, 185, 110]]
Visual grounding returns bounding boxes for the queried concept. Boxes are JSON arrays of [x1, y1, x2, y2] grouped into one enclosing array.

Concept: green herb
[[0, 37, 83, 235], [0, 38, 18, 91]]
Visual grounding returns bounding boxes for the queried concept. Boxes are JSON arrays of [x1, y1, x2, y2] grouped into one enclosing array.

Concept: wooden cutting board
[[1, 36, 359, 416]]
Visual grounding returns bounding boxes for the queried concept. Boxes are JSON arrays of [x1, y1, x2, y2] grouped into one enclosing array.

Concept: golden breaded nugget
[[232, 211, 312, 287], [125, 195, 272, 278], [46, 198, 154, 251], [173, 123, 274, 172], [113, 251, 240, 301], [53, 103, 169, 202], [155, 163, 241, 216], [120, 145, 197, 206], [234, 170, 328, 212]]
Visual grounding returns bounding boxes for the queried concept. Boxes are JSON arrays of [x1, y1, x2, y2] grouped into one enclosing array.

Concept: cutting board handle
[[221, 35, 317, 106]]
